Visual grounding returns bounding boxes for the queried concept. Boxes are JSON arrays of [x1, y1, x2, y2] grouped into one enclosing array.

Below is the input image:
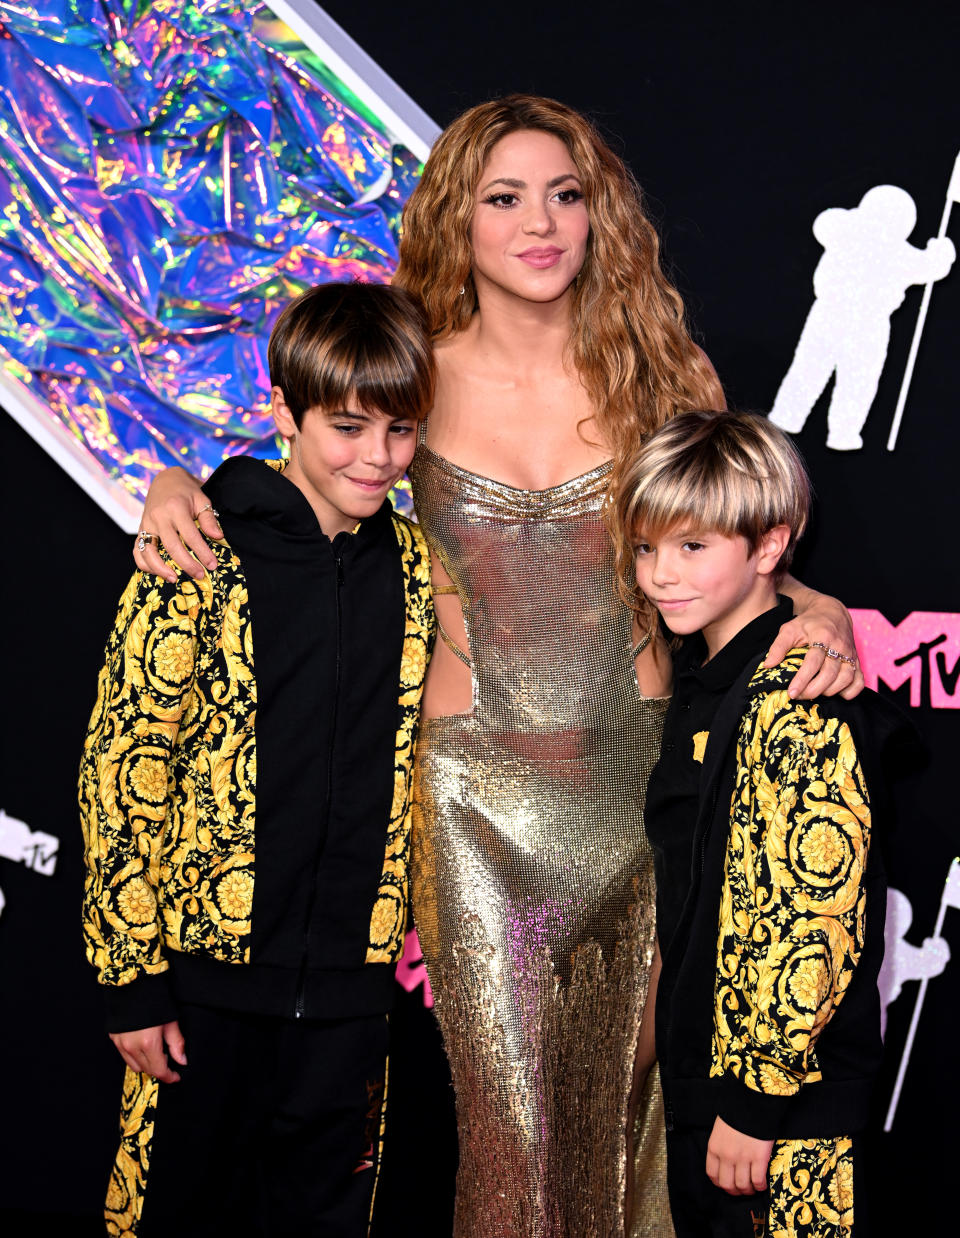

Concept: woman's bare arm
[[133, 467, 223, 582]]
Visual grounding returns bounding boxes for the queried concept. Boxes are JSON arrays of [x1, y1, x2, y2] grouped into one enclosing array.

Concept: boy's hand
[[705, 1116, 774, 1195], [110, 1020, 187, 1083]]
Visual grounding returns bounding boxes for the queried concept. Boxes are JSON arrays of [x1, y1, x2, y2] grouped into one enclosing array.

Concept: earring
[[458, 284, 465, 297]]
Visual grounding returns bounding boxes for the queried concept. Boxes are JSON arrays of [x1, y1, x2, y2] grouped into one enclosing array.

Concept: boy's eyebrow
[[478, 173, 582, 194], [325, 407, 416, 425]]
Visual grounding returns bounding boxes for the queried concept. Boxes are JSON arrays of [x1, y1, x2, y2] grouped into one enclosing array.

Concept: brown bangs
[[268, 282, 435, 427]]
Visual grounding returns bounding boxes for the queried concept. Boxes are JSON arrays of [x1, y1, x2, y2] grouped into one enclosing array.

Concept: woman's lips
[[655, 598, 695, 611], [516, 247, 564, 268]]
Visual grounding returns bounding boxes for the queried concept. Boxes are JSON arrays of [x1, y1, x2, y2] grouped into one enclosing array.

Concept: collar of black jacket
[[202, 455, 394, 546], [674, 594, 794, 692]]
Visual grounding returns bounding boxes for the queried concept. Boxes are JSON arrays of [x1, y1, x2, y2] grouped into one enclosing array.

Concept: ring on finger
[[136, 531, 157, 553], [810, 640, 857, 667], [198, 504, 219, 518]]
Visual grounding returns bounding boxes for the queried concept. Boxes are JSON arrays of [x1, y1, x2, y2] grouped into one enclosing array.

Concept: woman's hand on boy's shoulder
[[134, 466, 223, 584], [109, 1019, 187, 1083], [766, 582, 864, 700]]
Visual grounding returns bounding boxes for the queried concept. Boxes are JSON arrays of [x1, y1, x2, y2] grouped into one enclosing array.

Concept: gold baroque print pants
[[666, 1127, 856, 1238]]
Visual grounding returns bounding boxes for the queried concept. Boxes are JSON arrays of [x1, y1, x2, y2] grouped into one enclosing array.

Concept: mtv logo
[[0, 809, 59, 876], [850, 610, 960, 709]]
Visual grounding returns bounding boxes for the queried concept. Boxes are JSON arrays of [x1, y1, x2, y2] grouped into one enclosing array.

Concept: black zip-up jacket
[[654, 625, 917, 1141], [80, 457, 435, 1031]]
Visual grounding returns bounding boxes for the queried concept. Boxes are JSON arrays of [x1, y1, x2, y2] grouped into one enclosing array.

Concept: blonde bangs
[[607, 412, 811, 629]]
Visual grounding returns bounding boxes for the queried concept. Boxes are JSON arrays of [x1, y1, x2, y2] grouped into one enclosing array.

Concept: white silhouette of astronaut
[[0, 808, 58, 918], [770, 185, 955, 450], [878, 887, 950, 1040]]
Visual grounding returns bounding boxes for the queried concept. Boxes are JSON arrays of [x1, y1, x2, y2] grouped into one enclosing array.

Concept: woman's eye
[[389, 423, 414, 436], [334, 424, 359, 435], [634, 543, 652, 556], [682, 541, 705, 552], [484, 192, 518, 208], [554, 188, 584, 205]]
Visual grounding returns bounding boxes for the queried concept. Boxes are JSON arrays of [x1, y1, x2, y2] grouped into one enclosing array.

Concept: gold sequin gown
[[409, 443, 673, 1238]]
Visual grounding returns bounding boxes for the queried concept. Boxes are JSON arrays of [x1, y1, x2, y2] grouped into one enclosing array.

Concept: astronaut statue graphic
[[882, 860, 959, 1130], [770, 184, 955, 450]]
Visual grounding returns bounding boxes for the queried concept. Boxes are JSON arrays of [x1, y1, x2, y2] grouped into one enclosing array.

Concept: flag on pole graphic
[[887, 152, 960, 450], [942, 856, 960, 909]]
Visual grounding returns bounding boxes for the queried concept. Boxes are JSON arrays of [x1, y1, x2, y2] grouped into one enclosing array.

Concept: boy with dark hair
[[80, 282, 436, 1237], [609, 410, 910, 1237]]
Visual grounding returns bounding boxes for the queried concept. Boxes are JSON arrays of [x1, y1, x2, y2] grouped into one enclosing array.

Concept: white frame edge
[[266, 0, 440, 160], [0, 3, 438, 531], [0, 364, 142, 533]]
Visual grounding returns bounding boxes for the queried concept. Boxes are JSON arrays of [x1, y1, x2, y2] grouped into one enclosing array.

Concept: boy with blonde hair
[[609, 410, 910, 1237]]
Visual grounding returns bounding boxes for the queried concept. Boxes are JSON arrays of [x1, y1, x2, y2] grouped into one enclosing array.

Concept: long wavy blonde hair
[[394, 94, 724, 463]]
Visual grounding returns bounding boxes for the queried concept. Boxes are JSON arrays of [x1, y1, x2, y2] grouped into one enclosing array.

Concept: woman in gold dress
[[135, 95, 861, 1238]]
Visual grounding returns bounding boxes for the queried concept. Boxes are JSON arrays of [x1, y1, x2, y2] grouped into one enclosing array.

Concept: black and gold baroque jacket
[[80, 459, 435, 1030], [657, 649, 903, 1140]]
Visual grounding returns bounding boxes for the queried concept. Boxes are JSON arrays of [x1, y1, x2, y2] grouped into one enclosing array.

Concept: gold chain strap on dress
[[631, 631, 652, 660], [433, 584, 472, 666]]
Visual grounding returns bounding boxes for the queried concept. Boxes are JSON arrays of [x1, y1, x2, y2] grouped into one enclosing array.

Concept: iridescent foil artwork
[[0, 2, 436, 524]]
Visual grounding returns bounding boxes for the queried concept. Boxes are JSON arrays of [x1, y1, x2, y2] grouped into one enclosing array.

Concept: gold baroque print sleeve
[[79, 567, 201, 989], [365, 514, 436, 963], [711, 684, 872, 1098]]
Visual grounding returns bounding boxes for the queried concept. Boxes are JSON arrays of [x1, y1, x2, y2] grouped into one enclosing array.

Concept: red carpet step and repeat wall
[[1, 2, 957, 1234]]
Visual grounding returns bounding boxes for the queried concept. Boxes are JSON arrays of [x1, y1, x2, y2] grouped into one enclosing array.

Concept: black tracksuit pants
[[120, 1003, 388, 1238]]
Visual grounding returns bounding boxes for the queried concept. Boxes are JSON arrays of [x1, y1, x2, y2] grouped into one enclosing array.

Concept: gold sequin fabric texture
[[409, 445, 673, 1238]]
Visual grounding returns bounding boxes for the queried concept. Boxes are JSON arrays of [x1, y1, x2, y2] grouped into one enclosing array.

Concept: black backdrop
[[2, 2, 958, 1233]]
